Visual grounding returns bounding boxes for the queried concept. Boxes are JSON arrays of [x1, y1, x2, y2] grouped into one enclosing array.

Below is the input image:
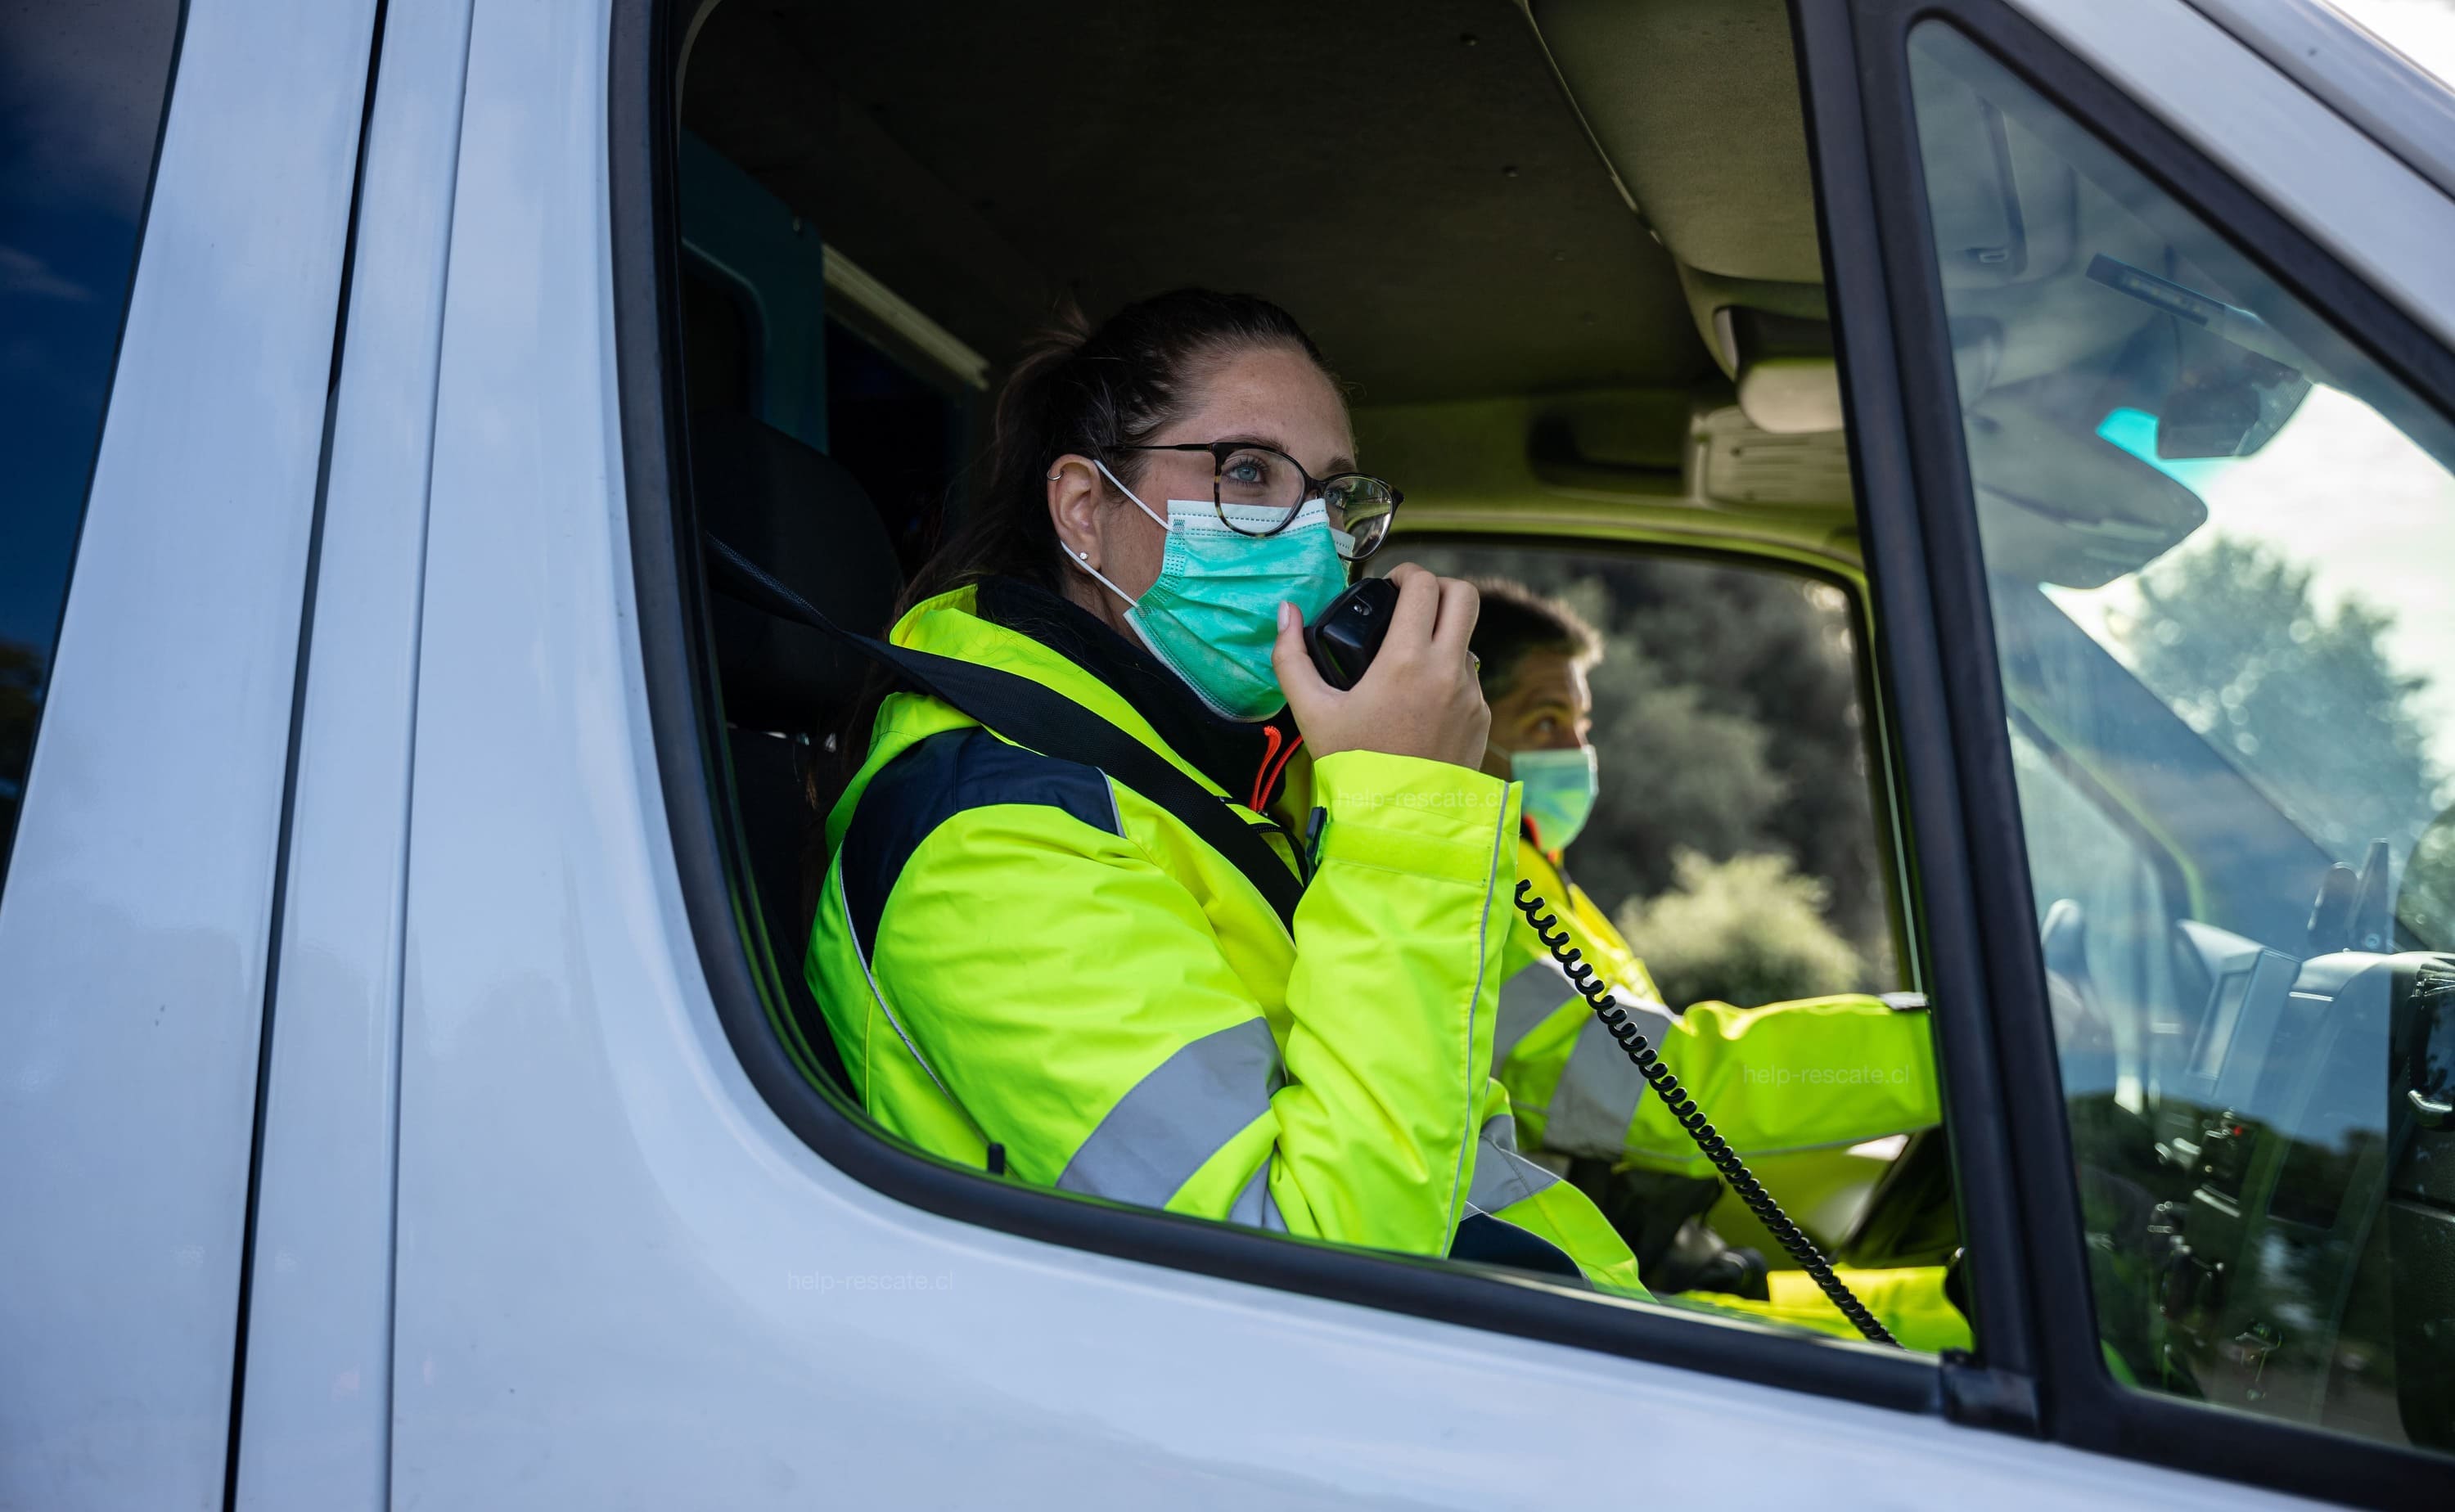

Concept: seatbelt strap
[[705, 534, 1306, 934]]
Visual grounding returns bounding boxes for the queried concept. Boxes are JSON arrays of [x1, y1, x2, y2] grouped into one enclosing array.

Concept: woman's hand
[[1272, 563, 1491, 770]]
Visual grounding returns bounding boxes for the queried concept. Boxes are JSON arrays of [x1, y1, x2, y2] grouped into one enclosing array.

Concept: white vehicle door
[[368, 1, 2378, 1506], [0, 2, 381, 1508], [88, 0, 2435, 1507]]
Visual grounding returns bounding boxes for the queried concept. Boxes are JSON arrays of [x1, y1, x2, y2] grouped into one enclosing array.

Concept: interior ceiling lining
[[684, 0, 1714, 407], [1531, 0, 1825, 287]]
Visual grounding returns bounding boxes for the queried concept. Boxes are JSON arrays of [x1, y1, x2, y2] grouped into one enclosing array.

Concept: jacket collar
[[876, 581, 1304, 817], [973, 578, 1302, 813], [1522, 819, 1572, 884]]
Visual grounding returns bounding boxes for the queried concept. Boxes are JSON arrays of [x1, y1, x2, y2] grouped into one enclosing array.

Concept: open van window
[[664, 0, 1963, 1364]]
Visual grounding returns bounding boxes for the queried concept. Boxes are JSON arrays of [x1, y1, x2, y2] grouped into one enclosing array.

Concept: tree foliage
[[1409, 545, 1896, 991], [2116, 534, 2448, 862], [1616, 849, 1865, 1011]]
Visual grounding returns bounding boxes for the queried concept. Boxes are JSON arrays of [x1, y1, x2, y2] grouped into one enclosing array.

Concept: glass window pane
[[1909, 22, 2455, 1455], [0, 5, 184, 893]]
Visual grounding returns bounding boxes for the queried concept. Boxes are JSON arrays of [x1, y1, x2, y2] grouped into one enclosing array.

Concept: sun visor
[[1738, 358, 1845, 435], [1963, 396, 2207, 587], [1720, 308, 2002, 433]]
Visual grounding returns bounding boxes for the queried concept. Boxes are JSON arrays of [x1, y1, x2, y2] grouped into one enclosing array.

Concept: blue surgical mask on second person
[[1512, 744, 1599, 851], [1070, 459, 1351, 721]]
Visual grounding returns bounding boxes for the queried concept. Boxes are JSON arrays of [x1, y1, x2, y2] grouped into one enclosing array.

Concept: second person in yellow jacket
[[1467, 578, 1969, 1350]]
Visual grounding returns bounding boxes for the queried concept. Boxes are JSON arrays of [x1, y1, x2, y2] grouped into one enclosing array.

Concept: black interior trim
[[1792, 0, 2047, 1427], [1822, 0, 2455, 1500], [610, 0, 1948, 1418]]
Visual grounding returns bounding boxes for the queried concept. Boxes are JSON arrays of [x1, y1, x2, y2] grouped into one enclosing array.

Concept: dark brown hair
[[800, 288, 1335, 932], [1467, 576, 1604, 700], [903, 286, 1334, 607]]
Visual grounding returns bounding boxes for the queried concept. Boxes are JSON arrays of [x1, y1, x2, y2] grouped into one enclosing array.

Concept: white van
[[6, 1, 2454, 1505]]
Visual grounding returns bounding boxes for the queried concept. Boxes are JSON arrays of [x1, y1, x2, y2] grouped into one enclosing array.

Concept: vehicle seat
[[692, 409, 905, 1092]]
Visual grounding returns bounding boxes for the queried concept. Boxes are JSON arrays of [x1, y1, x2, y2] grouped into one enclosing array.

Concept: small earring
[[1047, 471, 1063, 481], [1071, 547, 1090, 562]]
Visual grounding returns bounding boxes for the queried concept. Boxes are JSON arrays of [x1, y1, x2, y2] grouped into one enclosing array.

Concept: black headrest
[[691, 410, 905, 732]]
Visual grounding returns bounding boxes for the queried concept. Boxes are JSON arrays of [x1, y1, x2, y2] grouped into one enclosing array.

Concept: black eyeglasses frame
[[1102, 440, 1402, 556]]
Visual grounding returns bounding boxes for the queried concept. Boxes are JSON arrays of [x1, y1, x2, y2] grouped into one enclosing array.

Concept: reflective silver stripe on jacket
[[1227, 1161, 1287, 1231], [1493, 958, 1570, 1068], [1483, 1109, 1524, 1153], [840, 885, 957, 1107], [1467, 1111, 1561, 1213], [1056, 1018, 1284, 1207], [1543, 995, 1678, 1159], [1445, 794, 1515, 1239]]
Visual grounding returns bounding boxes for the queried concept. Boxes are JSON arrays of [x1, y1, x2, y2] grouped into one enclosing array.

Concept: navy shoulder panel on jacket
[[838, 727, 1120, 958]]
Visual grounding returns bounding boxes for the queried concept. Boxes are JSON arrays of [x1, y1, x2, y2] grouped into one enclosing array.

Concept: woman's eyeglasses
[[1106, 441, 1401, 560]]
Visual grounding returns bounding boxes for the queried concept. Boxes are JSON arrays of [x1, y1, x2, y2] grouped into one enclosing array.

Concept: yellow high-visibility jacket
[[1495, 838, 1942, 1177], [803, 585, 1643, 1293], [1494, 836, 1968, 1349]]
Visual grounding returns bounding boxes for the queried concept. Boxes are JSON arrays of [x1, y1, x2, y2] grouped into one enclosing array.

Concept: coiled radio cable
[[1514, 879, 1900, 1347]]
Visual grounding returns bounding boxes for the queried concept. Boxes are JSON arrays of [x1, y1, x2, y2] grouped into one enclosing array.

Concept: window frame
[[610, 0, 1956, 1419], [1800, 0, 2455, 1498]]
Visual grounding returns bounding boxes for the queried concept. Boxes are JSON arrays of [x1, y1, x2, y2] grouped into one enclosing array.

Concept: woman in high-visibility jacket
[[803, 290, 1642, 1293], [1467, 578, 1969, 1349]]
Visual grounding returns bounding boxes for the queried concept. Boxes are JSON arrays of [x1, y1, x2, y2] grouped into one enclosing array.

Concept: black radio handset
[[1304, 574, 1898, 1343], [1304, 576, 1400, 691], [1512, 882, 1899, 1345]]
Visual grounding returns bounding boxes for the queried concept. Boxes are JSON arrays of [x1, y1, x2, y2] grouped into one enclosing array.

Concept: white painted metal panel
[[0, 1, 379, 1506], [390, 1, 2308, 1503], [2186, 0, 2455, 202], [2009, 0, 2455, 352], [231, 2, 476, 1507]]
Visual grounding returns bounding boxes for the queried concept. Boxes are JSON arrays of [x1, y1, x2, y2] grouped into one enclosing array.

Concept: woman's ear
[[1046, 454, 1108, 570]]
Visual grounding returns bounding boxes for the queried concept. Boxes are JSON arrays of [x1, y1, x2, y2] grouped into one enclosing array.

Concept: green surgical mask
[[1072, 460, 1350, 721], [1511, 745, 1599, 851]]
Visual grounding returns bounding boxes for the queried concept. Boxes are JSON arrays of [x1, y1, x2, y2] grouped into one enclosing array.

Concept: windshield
[[1906, 19, 2455, 949], [2047, 386, 2455, 945], [1911, 20, 2455, 1456]]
